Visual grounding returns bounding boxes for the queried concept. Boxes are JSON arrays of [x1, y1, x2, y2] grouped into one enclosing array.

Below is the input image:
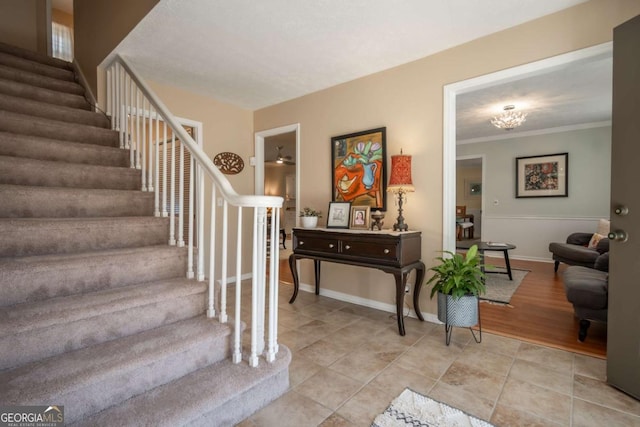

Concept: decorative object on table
[[491, 104, 527, 131], [387, 150, 414, 231], [331, 127, 387, 210], [427, 244, 485, 345], [370, 209, 385, 230], [326, 201, 351, 228], [349, 206, 370, 230], [213, 152, 244, 174], [373, 388, 495, 427], [299, 207, 321, 229], [516, 152, 568, 198]]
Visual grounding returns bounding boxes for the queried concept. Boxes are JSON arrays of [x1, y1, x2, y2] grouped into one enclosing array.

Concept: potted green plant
[[299, 207, 322, 228], [426, 244, 485, 345]]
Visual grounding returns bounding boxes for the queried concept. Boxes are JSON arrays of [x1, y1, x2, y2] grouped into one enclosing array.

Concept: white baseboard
[[296, 282, 441, 325]]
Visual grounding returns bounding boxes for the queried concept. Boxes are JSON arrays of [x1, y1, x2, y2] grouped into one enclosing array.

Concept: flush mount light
[[491, 105, 527, 130]]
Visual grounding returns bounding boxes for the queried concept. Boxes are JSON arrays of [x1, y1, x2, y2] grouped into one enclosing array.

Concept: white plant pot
[[301, 216, 318, 228], [437, 292, 478, 327]]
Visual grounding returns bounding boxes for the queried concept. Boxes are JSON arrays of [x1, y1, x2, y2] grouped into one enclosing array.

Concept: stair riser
[[0, 132, 129, 167], [0, 185, 153, 218], [0, 64, 84, 95], [60, 334, 229, 424], [0, 111, 118, 147], [0, 247, 188, 306], [0, 93, 109, 128], [0, 293, 206, 371], [0, 52, 75, 81], [0, 157, 141, 191], [0, 218, 170, 257], [0, 78, 90, 110]]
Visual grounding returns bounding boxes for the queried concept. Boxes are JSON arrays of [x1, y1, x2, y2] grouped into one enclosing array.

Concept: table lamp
[[387, 150, 414, 231]]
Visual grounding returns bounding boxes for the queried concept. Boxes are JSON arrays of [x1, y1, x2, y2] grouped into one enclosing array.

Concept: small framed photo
[[327, 202, 351, 228], [350, 206, 370, 229], [516, 153, 568, 198]]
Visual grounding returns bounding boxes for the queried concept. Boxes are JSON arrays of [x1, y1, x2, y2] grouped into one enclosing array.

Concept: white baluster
[[169, 132, 176, 245], [114, 63, 120, 135], [187, 156, 195, 278], [250, 207, 263, 368], [178, 141, 184, 246], [147, 106, 154, 192], [266, 207, 280, 362], [207, 185, 216, 318], [129, 77, 134, 167], [135, 88, 141, 170], [162, 122, 168, 217], [118, 65, 125, 149], [197, 165, 205, 281], [106, 67, 111, 118], [124, 73, 130, 150], [231, 203, 242, 364], [141, 98, 147, 191]]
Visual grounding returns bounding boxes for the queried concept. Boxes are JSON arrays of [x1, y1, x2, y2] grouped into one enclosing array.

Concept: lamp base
[[393, 190, 409, 232]]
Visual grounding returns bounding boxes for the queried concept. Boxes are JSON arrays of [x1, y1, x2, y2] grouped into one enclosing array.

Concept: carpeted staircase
[[0, 42, 289, 426]]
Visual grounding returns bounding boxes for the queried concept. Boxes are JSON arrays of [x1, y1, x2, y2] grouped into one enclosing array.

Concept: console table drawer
[[294, 235, 339, 255], [341, 240, 399, 262]]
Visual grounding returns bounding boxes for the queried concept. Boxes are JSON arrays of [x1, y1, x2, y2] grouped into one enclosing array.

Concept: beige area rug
[[480, 268, 529, 305], [372, 388, 494, 427]]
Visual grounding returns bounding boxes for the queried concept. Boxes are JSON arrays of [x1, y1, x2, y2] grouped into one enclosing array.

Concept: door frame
[[442, 42, 612, 254], [254, 123, 301, 222], [456, 154, 485, 238]]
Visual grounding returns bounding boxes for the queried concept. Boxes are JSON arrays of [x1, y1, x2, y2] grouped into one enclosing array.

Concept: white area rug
[[372, 388, 495, 427], [479, 268, 529, 304]]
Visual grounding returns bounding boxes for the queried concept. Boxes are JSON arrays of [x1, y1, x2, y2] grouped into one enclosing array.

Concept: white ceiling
[[115, 0, 590, 112]]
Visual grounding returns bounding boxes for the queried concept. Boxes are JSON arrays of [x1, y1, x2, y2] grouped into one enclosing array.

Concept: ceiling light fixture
[[491, 105, 527, 130]]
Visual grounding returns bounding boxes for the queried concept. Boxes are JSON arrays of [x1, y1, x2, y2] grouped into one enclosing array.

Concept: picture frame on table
[[327, 202, 351, 228], [516, 153, 568, 198], [350, 206, 370, 230], [331, 127, 387, 211]]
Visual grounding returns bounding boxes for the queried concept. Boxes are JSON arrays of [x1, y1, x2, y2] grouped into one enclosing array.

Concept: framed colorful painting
[[331, 127, 387, 210], [516, 153, 568, 198]]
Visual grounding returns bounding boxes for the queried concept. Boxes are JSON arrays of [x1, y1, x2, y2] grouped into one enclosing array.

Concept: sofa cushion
[[563, 266, 608, 310], [588, 233, 606, 249], [597, 219, 610, 236], [549, 242, 600, 264]]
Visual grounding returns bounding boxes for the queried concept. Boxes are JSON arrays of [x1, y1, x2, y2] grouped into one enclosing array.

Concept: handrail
[[104, 55, 283, 367]]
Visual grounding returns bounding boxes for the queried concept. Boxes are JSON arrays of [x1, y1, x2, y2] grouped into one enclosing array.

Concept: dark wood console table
[[288, 228, 425, 336]]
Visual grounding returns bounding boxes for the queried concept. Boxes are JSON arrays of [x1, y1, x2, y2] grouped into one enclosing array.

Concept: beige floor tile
[[475, 332, 522, 357], [414, 332, 467, 355], [279, 328, 322, 350], [572, 398, 640, 427], [490, 404, 564, 427], [278, 309, 316, 330], [394, 345, 456, 380], [369, 363, 436, 397], [573, 354, 606, 381], [439, 361, 506, 402], [516, 342, 574, 373], [508, 358, 572, 395], [330, 349, 403, 383], [288, 353, 323, 387], [298, 339, 349, 367], [454, 345, 515, 377], [295, 367, 364, 410], [315, 309, 363, 326], [297, 303, 343, 319], [573, 374, 640, 416], [428, 380, 496, 421], [498, 377, 572, 425], [248, 390, 333, 427], [336, 384, 396, 427], [297, 318, 343, 339], [318, 413, 356, 427]]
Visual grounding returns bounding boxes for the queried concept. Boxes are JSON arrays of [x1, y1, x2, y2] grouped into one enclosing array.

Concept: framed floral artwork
[[331, 127, 387, 210], [516, 153, 568, 198]]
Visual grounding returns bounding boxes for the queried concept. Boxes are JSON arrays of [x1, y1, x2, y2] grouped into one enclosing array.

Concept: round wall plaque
[[213, 152, 244, 175]]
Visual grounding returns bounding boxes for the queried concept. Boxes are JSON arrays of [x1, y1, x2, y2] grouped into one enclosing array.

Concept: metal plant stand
[[441, 296, 482, 346]]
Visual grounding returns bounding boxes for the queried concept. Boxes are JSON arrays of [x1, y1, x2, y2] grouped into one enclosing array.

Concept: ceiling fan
[[269, 145, 295, 165]]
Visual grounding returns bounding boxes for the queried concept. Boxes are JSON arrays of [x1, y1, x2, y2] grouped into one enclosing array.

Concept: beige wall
[[52, 7, 73, 27], [254, 0, 640, 316], [147, 79, 255, 276], [0, 0, 47, 53], [74, 0, 158, 95]]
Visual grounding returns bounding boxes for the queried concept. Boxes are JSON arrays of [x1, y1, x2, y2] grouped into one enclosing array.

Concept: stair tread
[[0, 278, 205, 336], [0, 316, 231, 404], [0, 64, 84, 95], [79, 346, 291, 427], [0, 109, 116, 135], [0, 51, 75, 81], [0, 41, 74, 71], [0, 77, 90, 110], [0, 92, 109, 127], [0, 131, 129, 166]]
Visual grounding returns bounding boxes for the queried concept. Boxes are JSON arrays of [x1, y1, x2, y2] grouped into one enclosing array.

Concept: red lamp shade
[[387, 152, 414, 192]]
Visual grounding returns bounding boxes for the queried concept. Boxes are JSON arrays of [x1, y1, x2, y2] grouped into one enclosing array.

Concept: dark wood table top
[[456, 241, 516, 251]]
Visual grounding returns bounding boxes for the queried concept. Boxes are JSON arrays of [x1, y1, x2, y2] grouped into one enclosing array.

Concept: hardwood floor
[[277, 249, 607, 359]]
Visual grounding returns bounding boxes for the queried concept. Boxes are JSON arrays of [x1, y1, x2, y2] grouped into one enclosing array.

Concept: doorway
[[255, 124, 301, 248], [456, 155, 484, 241]]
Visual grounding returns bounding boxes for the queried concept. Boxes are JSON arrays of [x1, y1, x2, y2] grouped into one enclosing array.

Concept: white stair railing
[[105, 56, 283, 367]]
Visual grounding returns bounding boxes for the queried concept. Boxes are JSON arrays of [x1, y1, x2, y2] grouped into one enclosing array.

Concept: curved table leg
[[413, 262, 426, 321], [288, 254, 299, 304], [393, 271, 408, 336], [314, 260, 321, 295]]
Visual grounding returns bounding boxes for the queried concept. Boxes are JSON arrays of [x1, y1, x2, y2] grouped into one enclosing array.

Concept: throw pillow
[[588, 233, 606, 249], [596, 219, 610, 236]]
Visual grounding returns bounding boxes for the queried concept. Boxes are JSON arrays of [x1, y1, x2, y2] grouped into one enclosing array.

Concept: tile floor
[[237, 282, 640, 427]]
